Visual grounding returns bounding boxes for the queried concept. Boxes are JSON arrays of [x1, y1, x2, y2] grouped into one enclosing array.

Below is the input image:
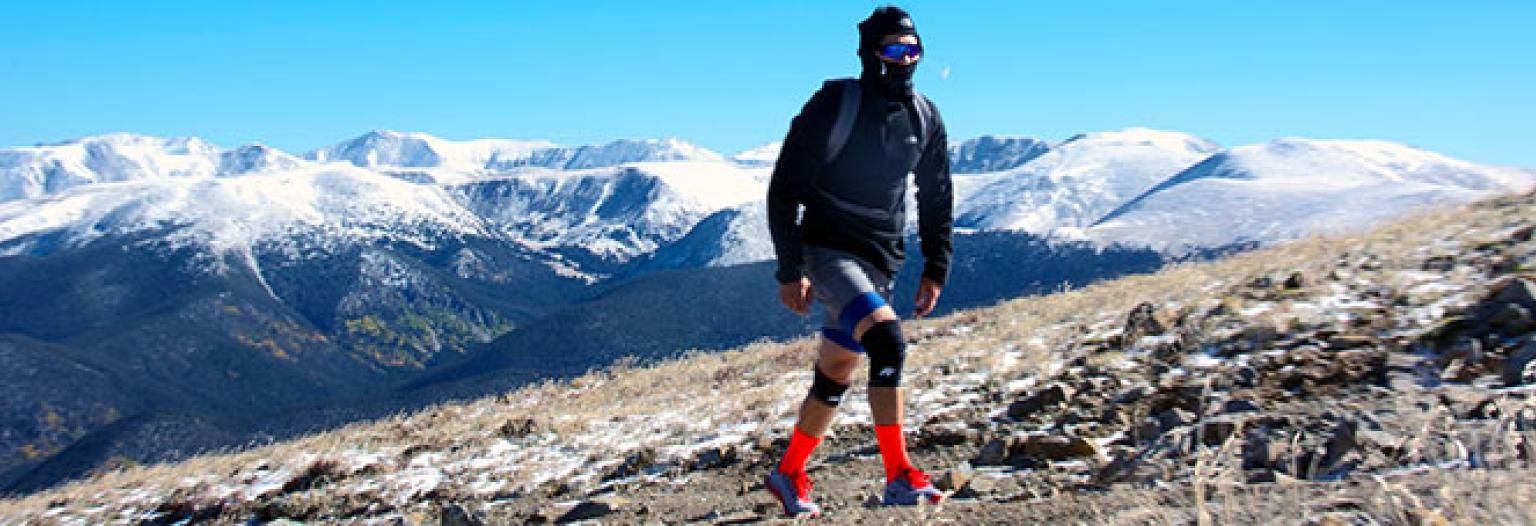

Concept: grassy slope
[[3, 191, 1535, 524]]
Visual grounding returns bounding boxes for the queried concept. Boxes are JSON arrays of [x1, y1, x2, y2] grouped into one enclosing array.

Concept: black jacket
[[767, 80, 954, 286]]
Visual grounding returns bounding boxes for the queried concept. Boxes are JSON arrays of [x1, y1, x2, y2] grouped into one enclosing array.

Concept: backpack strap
[[912, 90, 937, 152], [824, 78, 862, 165]]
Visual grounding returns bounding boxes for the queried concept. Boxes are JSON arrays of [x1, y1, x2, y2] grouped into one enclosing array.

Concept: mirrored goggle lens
[[879, 43, 923, 60]]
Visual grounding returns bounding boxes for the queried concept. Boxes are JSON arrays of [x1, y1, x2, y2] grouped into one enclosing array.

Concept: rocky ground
[[5, 193, 1536, 524]]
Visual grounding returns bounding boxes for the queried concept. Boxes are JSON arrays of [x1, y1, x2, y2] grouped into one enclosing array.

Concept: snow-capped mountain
[[637, 201, 774, 271], [0, 163, 490, 261], [453, 161, 766, 266], [731, 142, 782, 167], [954, 128, 1223, 233], [486, 138, 725, 171], [948, 135, 1052, 174], [306, 130, 555, 171], [1082, 138, 1536, 252], [0, 134, 225, 202]]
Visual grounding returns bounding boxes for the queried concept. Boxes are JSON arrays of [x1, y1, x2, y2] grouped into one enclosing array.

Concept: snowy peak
[[730, 142, 782, 167], [949, 135, 1051, 173], [308, 131, 722, 172], [954, 128, 1221, 232], [217, 144, 307, 176], [305, 130, 555, 171], [1084, 138, 1536, 252], [0, 133, 226, 202], [487, 138, 725, 171], [1055, 127, 1222, 154]]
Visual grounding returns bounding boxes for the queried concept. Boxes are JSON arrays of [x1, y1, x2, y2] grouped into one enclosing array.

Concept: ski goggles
[[877, 42, 923, 61]]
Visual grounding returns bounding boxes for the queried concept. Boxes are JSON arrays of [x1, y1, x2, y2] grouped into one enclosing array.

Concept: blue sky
[[2, 1, 1532, 166]]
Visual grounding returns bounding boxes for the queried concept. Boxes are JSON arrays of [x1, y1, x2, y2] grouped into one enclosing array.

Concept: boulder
[[440, 504, 484, 526], [1012, 434, 1100, 461], [1489, 278, 1536, 312], [1007, 384, 1075, 419], [974, 438, 1011, 466], [935, 463, 974, 492], [1503, 341, 1536, 386]]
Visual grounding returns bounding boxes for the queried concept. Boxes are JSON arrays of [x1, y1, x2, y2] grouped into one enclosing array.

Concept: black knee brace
[[808, 364, 850, 406], [861, 320, 907, 387]]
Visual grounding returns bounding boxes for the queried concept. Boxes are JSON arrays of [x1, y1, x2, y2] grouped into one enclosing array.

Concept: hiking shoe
[[883, 467, 945, 506], [765, 468, 821, 517]]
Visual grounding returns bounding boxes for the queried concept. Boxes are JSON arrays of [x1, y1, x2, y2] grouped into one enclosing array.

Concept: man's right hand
[[779, 278, 813, 316]]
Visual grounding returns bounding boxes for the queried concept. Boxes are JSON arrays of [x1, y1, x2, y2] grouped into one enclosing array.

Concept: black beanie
[[857, 6, 919, 56]]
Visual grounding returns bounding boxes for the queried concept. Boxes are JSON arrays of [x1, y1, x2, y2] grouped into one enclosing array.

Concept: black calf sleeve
[[809, 364, 850, 406], [861, 320, 907, 387]]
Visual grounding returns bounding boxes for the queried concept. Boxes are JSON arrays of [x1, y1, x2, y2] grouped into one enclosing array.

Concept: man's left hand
[[914, 278, 942, 318]]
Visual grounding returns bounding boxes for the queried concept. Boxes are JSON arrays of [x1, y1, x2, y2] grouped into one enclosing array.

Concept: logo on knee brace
[[877, 367, 897, 378]]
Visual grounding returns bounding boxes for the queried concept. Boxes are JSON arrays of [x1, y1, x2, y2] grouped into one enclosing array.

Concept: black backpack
[[821, 78, 938, 165]]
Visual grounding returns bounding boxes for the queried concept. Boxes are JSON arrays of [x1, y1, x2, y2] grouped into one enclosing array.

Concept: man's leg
[[780, 336, 861, 477], [767, 334, 861, 517], [850, 307, 915, 482]]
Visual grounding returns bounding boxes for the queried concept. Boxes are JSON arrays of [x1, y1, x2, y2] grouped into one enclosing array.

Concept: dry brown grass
[[1, 193, 1532, 524]]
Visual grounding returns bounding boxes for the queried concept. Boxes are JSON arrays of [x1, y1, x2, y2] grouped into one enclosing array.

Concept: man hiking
[[763, 5, 954, 518]]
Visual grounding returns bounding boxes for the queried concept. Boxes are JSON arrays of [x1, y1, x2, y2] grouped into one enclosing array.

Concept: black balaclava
[[857, 6, 920, 99]]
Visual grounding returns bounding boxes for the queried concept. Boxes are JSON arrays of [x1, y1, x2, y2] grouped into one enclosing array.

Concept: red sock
[[779, 426, 823, 474], [875, 424, 914, 482]]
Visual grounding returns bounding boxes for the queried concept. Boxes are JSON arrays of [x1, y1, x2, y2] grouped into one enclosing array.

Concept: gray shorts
[[805, 245, 895, 351]]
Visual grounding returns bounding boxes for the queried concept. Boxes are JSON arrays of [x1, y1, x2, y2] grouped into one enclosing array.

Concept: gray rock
[[1322, 420, 1359, 468], [1490, 278, 1536, 311], [1423, 255, 1457, 272], [1007, 384, 1075, 419], [1156, 408, 1195, 433], [1242, 431, 1282, 470], [1503, 341, 1536, 386], [1012, 434, 1099, 461], [440, 503, 484, 526], [936, 463, 974, 492], [1492, 304, 1536, 336], [1222, 399, 1263, 414], [1199, 417, 1245, 447], [557, 499, 623, 523], [1124, 303, 1166, 343], [974, 438, 1011, 466]]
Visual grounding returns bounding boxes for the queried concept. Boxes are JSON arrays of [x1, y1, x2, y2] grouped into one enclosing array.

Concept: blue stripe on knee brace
[[838, 291, 888, 337]]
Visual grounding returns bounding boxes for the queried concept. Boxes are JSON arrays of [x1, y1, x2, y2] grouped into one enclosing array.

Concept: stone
[[1422, 255, 1457, 272], [1124, 302, 1166, 343], [1440, 358, 1476, 383], [1503, 341, 1536, 386], [1489, 278, 1536, 311], [499, 418, 541, 439], [1490, 304, 1536, 335], [1222, 399, 1263, 414], [1283, 272, 1309, 290], [1007, 384, 1075, 419], [1155, 408, 1195, 433], [1242, 432, 1283, 470], [974, 438, 1011, 466], [1327, 334, 1377, 350], [936, 463, 974, 492], [604, 448, 657, 480], [557, 500, 622, 523], [1405, 508, 1450, 526], [1322, 420, 1359, 468], [1199, 417, 1245, 447], [1013, 434, 1100, 461], [440, 504, 484, 526]]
